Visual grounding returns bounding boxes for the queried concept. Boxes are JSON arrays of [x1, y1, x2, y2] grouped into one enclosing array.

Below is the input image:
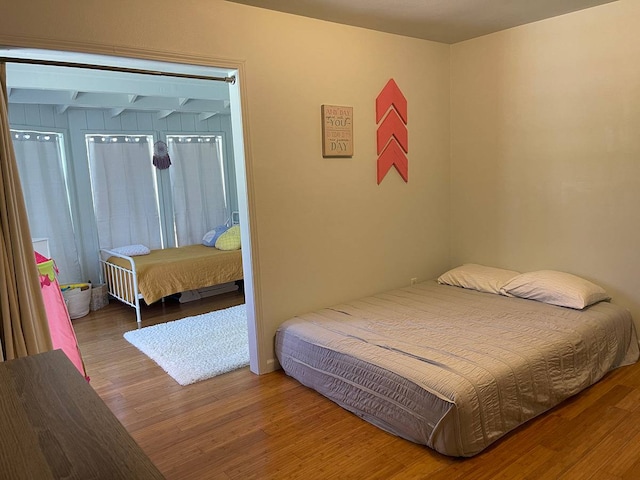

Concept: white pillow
[[111, 244, 151, 256], [500, 270, 610, 309], [437, 264, 520, 295]]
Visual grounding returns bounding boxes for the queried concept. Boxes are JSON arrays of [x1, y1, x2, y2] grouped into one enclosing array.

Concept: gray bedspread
[[275, 281, 639, 457]]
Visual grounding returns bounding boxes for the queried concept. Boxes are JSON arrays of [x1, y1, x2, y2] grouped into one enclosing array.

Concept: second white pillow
[[500, 270, 610, 309]]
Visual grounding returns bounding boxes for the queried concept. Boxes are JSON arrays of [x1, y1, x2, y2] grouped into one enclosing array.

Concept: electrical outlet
[[410, 277, 418, 285]]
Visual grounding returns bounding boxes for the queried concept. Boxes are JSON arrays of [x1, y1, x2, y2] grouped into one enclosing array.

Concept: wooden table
[[0, 349, 164, 479]]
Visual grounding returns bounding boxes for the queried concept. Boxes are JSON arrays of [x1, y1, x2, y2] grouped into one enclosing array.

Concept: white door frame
[[0, 42, 264, 374]]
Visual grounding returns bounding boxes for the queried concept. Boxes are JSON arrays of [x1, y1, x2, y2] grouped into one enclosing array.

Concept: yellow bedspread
[[108, 245, 243, 304]]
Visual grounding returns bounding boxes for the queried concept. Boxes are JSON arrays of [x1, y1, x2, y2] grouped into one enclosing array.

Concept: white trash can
[[61, 283, 92, 319]]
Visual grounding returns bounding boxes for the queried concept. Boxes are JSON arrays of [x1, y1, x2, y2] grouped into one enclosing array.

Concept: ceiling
[[226, 0, 619, 44], [3, 49, 233, 120]]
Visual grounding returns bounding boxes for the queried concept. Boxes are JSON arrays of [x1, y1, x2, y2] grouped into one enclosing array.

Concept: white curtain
[[87, 135, 162, 250], [168, 136, 228, 246], [12, 130, 82, 284]]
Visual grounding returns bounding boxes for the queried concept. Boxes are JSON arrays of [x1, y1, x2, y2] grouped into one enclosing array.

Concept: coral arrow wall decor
[[376, 109, 408, 155], [376, 79, 407, 124], [377, 139, 408, 184], [376, 79, 408, 184]]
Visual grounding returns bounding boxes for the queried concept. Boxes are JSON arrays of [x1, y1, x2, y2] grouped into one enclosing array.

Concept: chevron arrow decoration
[[376, 79, 407, 124], [376, 109, 408, 155], [377, 140, 408, 184], [376, 79, 408, 184]]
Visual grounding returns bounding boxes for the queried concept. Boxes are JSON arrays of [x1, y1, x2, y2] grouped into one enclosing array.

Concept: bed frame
[[100, 216, 242, 325], [100, 248, 242, 325], [100, 249, 144, 324]]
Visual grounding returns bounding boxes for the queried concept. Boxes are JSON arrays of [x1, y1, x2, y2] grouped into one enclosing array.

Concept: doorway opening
[[1, 47, 259, 373]]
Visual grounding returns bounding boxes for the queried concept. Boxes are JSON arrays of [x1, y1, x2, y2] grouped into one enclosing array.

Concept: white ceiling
[[3, 49, 233, 120], [226, 0, 619, 43]]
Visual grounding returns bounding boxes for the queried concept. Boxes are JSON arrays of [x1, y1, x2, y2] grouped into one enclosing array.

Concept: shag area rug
[[123, 304, 248, 385]]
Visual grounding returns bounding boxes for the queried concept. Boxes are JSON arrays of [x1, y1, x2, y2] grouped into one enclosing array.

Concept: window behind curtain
[[167, 135, 228, 246], [11, 130, 82, 284], [86, 134, 162, 250]]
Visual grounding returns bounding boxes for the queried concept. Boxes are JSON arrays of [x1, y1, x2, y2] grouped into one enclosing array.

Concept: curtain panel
[[168, 136, 228, 246], [12, 131, 82, 284], [0, 63, 53, 361], [87, 135, 162, 250]]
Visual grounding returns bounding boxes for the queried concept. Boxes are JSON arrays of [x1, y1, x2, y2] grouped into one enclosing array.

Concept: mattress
[[275, 281, 639, 457]]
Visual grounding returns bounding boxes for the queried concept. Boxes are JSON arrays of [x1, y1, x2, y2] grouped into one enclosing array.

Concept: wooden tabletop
[[0, 349, 164, 479]]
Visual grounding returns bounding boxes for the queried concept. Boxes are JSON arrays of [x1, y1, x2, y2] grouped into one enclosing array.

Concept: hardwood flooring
[[73, 295, 640, 479]]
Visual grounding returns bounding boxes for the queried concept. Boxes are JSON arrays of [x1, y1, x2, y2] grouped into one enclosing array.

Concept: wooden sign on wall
[[321, 105, 353, 157]]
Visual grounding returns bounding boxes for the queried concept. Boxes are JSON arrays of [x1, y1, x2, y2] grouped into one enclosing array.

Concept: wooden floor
[[73, 295, 640, 479]]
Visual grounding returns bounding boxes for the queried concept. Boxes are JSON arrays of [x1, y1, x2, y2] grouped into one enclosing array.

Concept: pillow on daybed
[[215, 225, 241, 250], [500, 270, 610, 309], [111, 244, 151, 256], [203, 225, 230, 247], [437, 264, 520, 295]]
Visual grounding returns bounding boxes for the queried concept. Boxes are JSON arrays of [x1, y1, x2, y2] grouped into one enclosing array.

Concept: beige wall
[[451, 0, 640, 327], [7, 0, 634, 369], [0, 0, 451, 370]]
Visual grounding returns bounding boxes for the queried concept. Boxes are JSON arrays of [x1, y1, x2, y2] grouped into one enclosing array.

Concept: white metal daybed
[[100, 244, 243, 324]]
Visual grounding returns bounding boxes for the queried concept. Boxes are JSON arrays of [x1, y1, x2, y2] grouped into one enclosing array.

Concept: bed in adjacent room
[[275, 265, 639, 457], [101, 244, 243, 324]]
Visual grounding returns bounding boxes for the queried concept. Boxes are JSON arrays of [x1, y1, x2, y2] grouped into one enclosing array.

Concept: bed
[[100, 244, 243, 324], [275, 271, 639, 457]]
